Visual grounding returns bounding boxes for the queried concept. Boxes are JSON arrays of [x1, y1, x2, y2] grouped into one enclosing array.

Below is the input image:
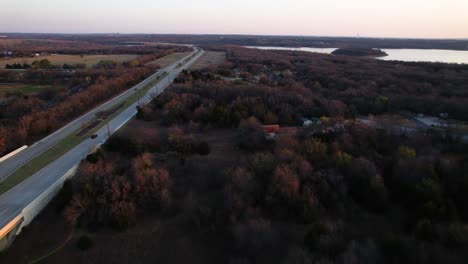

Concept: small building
[[439, 113, 449, 119], [414, 115, 449, 128], [302, 117, 321, 127], [262, 125, 280, 140], [233, 68, 241, 77], [270, 72, 282, 82]]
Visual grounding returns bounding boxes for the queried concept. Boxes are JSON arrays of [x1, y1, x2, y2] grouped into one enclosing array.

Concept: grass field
[[0, 39, 25, 46], [0, 54, 139, 69], [0, 83, 53, 94], [188, 51, 226, 70], [146, 52, 191, 68], [0, 72, 167, 195]]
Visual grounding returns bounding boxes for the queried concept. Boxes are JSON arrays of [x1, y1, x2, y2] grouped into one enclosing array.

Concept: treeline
[[140, 76, 343, 128], [213, 46, 468, 120], [5, 61, 86, 70], [0, 38, 191, 56], [7, 33, 468, 50], [5, 63, 31, 69]]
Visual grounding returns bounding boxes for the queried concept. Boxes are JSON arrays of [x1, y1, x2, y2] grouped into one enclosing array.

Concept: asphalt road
[[0, 48, 197, 182], [0, 48, 205, 231]]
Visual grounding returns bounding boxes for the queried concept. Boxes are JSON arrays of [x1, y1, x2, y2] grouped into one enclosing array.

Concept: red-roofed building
[[262, 125, 280, 140]]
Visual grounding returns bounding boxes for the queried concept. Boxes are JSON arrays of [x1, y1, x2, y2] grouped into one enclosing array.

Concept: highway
[[0, 47, 204, 233], [0, 49, 197, 182]]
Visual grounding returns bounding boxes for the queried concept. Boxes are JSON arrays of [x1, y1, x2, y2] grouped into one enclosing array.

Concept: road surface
[[0, 49, 197, 182], [0, 47, 204, 232]]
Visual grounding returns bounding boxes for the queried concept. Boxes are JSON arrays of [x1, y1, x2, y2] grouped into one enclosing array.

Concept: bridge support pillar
[[0, 215, 23, 252]]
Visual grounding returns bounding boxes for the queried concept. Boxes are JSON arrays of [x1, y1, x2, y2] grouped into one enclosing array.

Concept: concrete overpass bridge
[[0, 48, 204, 251]]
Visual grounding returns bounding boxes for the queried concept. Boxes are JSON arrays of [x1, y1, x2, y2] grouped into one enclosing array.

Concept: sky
[[0, 0, 467, 38]]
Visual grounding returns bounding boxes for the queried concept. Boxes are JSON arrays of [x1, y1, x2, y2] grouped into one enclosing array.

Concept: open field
[[0, 83, 53, 94], [0, 38, 76, 46], [0, 54, 139, 68], [188, 51, 226, 70], [146, 52, 191, 68], [0, 39, 26, 46]]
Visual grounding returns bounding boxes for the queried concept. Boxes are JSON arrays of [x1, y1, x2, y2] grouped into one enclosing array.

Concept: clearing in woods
[[146, 52, 191, 68], [0, 54, 139, 68], [188, 51, 227, 70]]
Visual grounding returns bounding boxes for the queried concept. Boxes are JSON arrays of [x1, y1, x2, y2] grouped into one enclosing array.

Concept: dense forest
[[3, 47, 466, 264], [331, 48, 388, 57], [210, 46, 468, 120]]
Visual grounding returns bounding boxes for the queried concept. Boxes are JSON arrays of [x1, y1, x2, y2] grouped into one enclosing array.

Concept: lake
[[247, 46, 468, 64], [246, 46, 337, 54]]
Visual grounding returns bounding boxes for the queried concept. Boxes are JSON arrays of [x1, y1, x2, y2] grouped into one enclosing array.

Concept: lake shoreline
[[246, 46, 468, 64]]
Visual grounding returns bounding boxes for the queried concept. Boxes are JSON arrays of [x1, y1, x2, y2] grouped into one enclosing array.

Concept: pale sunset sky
[[0, 0, 467, 38]]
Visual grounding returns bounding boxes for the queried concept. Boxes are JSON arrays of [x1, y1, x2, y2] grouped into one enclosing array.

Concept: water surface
[[246, 46, 336, 54], [380, 49, 468, 64], [247, 46, 468, 64]]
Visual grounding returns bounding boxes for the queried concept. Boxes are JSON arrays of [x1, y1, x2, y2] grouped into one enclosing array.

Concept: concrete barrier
[[19, 163, 79, 231], [0, 215, 23, 251], [0, 145, 27, 163], [0, 163, 79, 252]]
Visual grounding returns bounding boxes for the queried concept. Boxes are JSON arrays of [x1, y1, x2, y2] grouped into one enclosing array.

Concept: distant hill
[[332, 47, 388, 57]]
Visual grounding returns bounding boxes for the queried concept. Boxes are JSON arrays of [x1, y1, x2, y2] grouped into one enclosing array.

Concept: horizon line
[[1, 32, 467, 41]]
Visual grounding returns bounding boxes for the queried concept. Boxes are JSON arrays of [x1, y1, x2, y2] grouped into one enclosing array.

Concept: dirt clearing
[[146, 52, 191, 68], [188, 51, 226, 70]]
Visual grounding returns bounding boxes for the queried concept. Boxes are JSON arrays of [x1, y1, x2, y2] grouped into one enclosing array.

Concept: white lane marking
[[0, 209, 7, 217]]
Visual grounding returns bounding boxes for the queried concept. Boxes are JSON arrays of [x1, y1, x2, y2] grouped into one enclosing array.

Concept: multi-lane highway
[[0, 47, 204, 235], [0, 48, 198, 183]]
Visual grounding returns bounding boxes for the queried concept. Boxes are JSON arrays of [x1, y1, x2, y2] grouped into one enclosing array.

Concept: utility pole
[[135, 88, 140, 106]]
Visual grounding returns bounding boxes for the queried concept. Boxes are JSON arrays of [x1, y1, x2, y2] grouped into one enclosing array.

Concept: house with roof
[[262, 125, 280, 140], [301, 117, 321, 127]]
